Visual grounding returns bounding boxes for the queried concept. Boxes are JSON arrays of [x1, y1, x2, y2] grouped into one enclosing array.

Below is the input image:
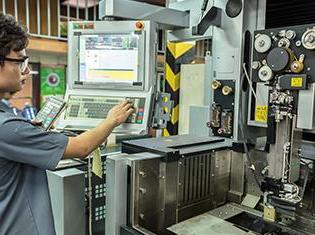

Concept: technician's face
[[0, 49, 30, 93]]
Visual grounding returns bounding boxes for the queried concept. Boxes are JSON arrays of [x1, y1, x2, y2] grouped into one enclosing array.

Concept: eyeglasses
[[0, 56, 29, 72]]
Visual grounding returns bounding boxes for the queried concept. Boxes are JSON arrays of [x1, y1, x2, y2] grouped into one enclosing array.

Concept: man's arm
[[62, 101, 134, 159]]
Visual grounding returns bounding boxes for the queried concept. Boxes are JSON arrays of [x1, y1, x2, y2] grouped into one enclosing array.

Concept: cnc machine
[[50, 0, 315, 234], [104, 0, 315, 235]]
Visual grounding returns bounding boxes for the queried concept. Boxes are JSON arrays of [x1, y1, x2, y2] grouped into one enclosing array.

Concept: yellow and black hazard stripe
[[163, 42, 195, 136]]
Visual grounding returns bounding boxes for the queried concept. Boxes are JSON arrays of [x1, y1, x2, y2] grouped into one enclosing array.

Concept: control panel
[[35, 96, 66, 130], [57, 90, 153, 134], [208, 80, 235, 138], [65, 95, 146, 124]]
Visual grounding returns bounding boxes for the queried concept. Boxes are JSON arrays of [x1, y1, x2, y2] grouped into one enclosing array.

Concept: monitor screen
[[79, 33, 140, 84]]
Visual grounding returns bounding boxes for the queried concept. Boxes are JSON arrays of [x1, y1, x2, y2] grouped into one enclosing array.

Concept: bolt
[[259, 40, 265, 47], [261, 70, 268, 76], [308, 35, 314, 43]]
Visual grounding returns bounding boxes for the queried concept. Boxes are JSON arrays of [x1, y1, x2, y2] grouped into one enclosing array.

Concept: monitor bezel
[[74, 31, 146, 91]]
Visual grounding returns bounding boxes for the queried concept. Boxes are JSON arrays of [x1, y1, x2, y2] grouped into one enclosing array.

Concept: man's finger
[[118, 100, 128, 107], [31, 120, 43, 126], [126, 108, 134, 116], [122, 103, 134, 111]]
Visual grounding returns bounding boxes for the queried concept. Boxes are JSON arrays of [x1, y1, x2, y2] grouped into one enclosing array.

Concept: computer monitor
[[68, 20, 155, 91], [79, 33, 142, 86]]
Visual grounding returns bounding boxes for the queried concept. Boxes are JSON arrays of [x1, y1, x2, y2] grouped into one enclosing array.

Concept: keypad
[[65, 95, 145, 124]]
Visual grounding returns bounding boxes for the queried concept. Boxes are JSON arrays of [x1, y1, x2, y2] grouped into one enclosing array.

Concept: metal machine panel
[[189, 106, 211, 136], [47, 168, 85, 235], [105, 154, 129, 235], [122, 134, 228, 158], [297, 83, 315, 129], [121, 135, 232, 234], [99, 0, 190, 30], [177, 150, 231, 222], [168, 0, 214, 42], [179, 64, 206, 135], [214, 150, 232, 206], [228, 152, 245, 203]]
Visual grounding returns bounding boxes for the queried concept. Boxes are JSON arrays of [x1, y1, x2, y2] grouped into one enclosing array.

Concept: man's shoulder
[[0, 111, 28, 126]]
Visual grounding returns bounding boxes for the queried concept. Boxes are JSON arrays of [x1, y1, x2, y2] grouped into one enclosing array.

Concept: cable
[[242, 63, 266, 106], [238, 99, 262, 190], [300, 161, 311, 199]]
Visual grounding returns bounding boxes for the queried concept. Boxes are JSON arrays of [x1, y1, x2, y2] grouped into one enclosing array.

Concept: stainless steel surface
[[130, 154, 165, 234], [214, 150, 232, 205], [105, 153, 129, 235], [302, 140, 315, 161], [178, 153, 215, 221], [127, 141, 231, 234], [208, 203, 262, 220], [189, 106, 211, 136], [47, 168, 85, 235], [246, 149, 267, 197], [168, 0, 214, 41], [297, 83, 315, 129], [168, 205, 248, 235], [99, 0, 190, 29], [267, 116, 301, 182], [228, 152, 245, 203], [241, 194, 260, 208]]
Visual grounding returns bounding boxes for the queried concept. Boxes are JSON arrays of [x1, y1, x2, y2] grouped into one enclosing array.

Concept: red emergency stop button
[[135, 21, 144, 30]]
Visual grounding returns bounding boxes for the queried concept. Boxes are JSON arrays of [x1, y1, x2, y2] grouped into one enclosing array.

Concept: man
[[0, 13, 134, 235], [0, 72, 32, 115]]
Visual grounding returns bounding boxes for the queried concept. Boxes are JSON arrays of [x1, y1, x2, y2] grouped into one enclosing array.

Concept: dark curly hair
[[0, 12, 28, 61]]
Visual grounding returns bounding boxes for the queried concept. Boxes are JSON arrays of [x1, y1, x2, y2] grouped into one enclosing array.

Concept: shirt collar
[[0, 99, 12, 113]]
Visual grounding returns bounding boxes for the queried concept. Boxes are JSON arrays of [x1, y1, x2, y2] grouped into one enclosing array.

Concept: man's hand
[[31, 119, 43, 127], [106, 100, 134, 127]]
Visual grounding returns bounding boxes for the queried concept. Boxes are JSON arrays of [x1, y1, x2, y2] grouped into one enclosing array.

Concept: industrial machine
[[103, 0, 315, 235], [249, 24, 315, 222], [49, 0, 315, 234]]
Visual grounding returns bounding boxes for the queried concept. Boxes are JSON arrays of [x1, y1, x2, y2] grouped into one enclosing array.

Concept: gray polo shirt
[[0, 102, 69, 234]]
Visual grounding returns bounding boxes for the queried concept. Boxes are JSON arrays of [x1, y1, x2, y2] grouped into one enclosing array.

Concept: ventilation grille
[[179, 153, 213, 207]]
